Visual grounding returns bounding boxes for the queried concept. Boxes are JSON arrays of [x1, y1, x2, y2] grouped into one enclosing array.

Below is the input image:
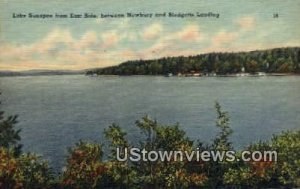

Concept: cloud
[[201, 40, 300, 55], [33, 28, 74, 53], [144, 24, 204, 55], [236, 16, 255, 31], [125, 32, 137, 41], [204, 16, 256, 52], [101, 30, 122, 48], [161, 24, 203, 43], [176, 24, 203, 42], [26, 29, 100, 56], [142, 23, 163, 40], [211, 30, 238, 47], [78, 31, 98, 49], [0, 23, 208, 71], [0, 27, 135, 70]]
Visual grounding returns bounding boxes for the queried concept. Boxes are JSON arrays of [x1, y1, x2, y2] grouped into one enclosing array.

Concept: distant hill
[[87, 47, 300, 76], [0, 70, 85, 77]]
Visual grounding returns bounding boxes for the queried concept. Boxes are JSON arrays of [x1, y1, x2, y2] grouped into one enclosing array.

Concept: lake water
[[0, 75, 299, 172]]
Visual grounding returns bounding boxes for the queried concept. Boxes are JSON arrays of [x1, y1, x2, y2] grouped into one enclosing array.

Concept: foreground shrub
[[0, 147, 52, 189], [224, 130, 300, 188], [103, 124, 138, 188], [61, 141, 107, 188], [103, 116, 208, 188]]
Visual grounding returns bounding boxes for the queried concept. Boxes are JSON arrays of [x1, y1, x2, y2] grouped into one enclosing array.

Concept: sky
[[0, 0, 299, 71]]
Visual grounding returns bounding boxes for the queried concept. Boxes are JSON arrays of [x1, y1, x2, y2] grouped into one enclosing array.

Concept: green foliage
[[196, 102, 234, 188], [0, 147, 52, 189], [103, 124, 137, 188], [133, 115, 200, 188], [223, 131, 300, 188], [245, 60, 259, 73], [260, 130, 300, 186], [155, 123, 191, 151], [87, 47, 300, 75], [0, 94, 22, 156], [61, 141, 107, 188], [213, 102, 233, 151], [103, 115, 207, 188], [104, 123, 129, 159]]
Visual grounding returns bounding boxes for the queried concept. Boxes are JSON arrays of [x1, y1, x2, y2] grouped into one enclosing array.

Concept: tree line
[[87, 47, 300, 75]]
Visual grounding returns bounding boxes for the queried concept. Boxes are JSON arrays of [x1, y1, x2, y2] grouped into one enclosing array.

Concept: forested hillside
[[87, 47, 300, 75]]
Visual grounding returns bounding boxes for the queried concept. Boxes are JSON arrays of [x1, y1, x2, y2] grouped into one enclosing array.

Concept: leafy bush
[[224, 130, 300, 188], [61, 141, 107, 188], [102, 115, 209, 188], [0, 147, 52, 189]]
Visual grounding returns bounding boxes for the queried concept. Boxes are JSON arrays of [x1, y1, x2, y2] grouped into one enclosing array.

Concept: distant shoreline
[[87, 47, 300, 76], [1, 72, 300, 77], [0, 71, 84, 77], [86, 73, 300, 78]]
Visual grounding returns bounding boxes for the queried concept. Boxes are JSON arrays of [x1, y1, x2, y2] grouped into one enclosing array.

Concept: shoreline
[[1, 73, 300, 78], [88, 73, 300, 77]]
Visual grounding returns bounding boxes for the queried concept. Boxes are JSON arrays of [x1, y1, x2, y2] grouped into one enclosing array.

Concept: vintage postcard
[[0, 0, 299, 188]]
